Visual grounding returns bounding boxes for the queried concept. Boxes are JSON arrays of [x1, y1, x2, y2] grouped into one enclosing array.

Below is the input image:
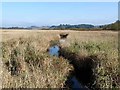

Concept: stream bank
[[48, 45, 99, 89]]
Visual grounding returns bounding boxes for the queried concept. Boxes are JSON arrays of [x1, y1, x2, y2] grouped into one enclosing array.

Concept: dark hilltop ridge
[[1, 20, 120, 31]]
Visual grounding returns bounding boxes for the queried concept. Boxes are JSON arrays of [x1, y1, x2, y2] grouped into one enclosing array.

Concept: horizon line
[[1, 20, 118, 28]]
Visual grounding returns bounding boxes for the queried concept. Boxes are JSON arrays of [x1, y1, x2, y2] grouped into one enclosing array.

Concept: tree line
[[1, 20, 119, 31]]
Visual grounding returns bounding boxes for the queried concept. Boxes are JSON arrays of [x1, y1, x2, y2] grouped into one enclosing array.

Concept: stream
[[48, 45, 89, 89]]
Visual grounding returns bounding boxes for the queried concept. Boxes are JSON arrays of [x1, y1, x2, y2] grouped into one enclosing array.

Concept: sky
[[1, 0, 119, 2], [1, 2, 118, 27]]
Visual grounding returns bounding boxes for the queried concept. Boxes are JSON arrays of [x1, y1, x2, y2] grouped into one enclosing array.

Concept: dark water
[[70, 76, 83, 88], [48, 45, 87, 89]]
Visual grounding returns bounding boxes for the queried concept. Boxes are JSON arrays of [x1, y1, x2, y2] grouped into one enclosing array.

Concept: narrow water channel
[[48, 45, 89, 89]]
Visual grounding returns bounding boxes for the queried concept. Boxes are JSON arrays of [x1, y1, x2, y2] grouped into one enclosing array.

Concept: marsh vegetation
[[1, 30, 119, 89]]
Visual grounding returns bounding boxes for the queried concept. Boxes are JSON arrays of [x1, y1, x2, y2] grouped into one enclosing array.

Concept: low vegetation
[[2, 37, 73, 88], [1, 30, 119, 89], [62, 41, 119, 89]]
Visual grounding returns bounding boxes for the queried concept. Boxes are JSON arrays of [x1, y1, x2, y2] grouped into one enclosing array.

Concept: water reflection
[[49, 45, 60, 57]]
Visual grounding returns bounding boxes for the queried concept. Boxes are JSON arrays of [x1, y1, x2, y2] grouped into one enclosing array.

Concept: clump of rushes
[[49, 40, 60, 47], [2, 38, 73, 88]]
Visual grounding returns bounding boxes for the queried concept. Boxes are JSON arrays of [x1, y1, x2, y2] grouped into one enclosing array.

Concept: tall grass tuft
[[2, 38, 73, 88]]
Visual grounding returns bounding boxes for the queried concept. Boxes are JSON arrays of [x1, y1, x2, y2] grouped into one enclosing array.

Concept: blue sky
[[1, 2, 118, 27]]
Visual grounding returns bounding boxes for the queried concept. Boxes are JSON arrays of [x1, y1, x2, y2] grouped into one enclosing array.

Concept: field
[[1, 29, 120, 89]]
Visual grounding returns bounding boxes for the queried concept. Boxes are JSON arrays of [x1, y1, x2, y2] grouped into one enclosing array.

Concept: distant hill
[[49, 24, 94, 30], [100, 20, 120, 30], [2, 27, 28, 29], [28, 26, 50, 30], [28, 26, 40, 29], [1, 21, 119, 31]]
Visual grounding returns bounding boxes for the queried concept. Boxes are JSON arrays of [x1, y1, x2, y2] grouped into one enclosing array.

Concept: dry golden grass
[[1, 29, 119, 89]]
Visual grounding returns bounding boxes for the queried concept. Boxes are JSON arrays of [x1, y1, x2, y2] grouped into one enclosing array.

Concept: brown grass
[[1, 29, 119, 89]]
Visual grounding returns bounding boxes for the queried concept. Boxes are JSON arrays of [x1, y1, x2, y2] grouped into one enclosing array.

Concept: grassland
[[1, 29, 119, 89]]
